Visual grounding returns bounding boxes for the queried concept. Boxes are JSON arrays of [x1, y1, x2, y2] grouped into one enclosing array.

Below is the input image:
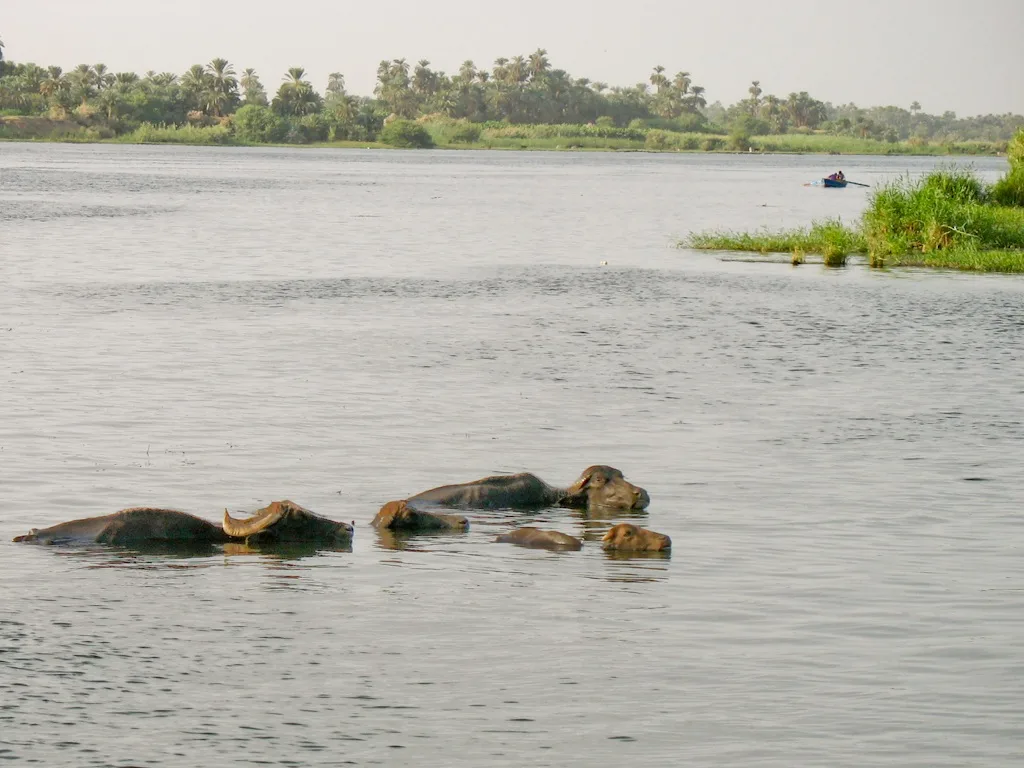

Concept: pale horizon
[[3, 0, 1023, 116]]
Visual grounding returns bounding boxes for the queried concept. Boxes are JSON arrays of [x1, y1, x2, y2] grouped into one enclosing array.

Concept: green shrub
[[119, 123, 231, 145], [380, 119, 434, 148], [595, 116, 615, 128], [232, 104, 286, 143], [990, 167, 1024, 207], [289, 114, 328, 143], [701, 137, 725, 151], [1007, 128, 1024, 169], [919, 167, 987, 203], [481, 122, 646, 141], [728, 128, 751, 151], [863, 169, 1024, 255], [645, 129, 672, 150], [448, 121, 482, 143]]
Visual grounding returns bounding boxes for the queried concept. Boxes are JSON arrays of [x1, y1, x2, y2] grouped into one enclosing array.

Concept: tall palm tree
[[97, 87, 123, 120], [687, 85, 707, 110], [239, 68, 266, 104], [69, 64, 95, 105], [92, 63, 113, 91], [39, 67, 64, 98], [181, 64, 210, 111], [152, 72, 178, 87], [649, 65, 668, 92], [205, 58, 237, 116], [508, 55, 527, 84], [458, 60, 476, 83], [528, 48, 549, 81], [274, 67, 321, 116], [326, 72, 346, 96], [285, 66, 308, 87], [492, 57, 509, 83], [413, 60, 435, 96]]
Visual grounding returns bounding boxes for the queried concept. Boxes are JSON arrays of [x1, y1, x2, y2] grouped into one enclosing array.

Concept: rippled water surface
[[1, 144, 1022, 767]]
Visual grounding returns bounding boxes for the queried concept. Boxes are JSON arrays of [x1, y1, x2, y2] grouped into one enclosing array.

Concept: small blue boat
[[804, 177, 868, 189]]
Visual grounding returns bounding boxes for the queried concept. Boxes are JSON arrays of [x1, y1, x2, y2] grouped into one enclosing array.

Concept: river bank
[[0, 115, 1010, 156]]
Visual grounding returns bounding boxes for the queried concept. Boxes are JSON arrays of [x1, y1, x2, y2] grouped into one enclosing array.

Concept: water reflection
[[601, 549, 672, 563], [221, 541, 351, 560], [598, 550, 672, 583], [52, 538, 350, 570], [373, 528, 466, 552], [573, 508, 650, 542]]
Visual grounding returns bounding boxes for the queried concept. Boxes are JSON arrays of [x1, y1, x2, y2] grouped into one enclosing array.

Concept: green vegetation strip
[[0, 51, 1020, 150], [682, 153, 1024, 274]]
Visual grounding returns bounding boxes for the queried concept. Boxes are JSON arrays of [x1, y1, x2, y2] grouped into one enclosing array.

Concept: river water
[[0, 144, 1021, 767]]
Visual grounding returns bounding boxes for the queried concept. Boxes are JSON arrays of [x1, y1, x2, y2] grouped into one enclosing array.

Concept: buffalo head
[[562, 466, 649, 510], [601, 523, 671, 552], [223, 501, 353, 545]]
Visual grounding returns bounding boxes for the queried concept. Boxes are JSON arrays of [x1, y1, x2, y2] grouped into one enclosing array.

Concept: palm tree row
[[0, 51, 709, 130], [0, 48, 1020, 143]]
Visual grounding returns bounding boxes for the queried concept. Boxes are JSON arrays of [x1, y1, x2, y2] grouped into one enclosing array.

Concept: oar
[[845, 180, 870, 187]]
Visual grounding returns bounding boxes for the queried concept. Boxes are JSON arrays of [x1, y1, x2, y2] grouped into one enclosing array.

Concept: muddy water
[[1, 144, 1021, 767]]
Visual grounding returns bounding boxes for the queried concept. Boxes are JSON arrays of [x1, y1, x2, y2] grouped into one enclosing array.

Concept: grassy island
[[682, 132, 1024, 273], [0, 42, 1020, 153]]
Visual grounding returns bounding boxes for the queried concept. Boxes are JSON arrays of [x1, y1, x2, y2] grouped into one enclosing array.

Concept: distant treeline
[[0, 39, 1020, 145]]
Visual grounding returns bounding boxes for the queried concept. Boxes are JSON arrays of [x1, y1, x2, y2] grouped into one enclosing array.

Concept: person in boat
[[827, 170, 845, 182]]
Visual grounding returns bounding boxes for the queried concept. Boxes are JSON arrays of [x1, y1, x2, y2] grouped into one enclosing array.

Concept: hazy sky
[[3, 0, 1022, 115]]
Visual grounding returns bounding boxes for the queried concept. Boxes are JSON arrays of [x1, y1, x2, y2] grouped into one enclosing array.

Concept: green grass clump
[[989, 167, 1024, 207], [117, 123, 232, 145], [863, 169, 1024, 255], [885, 246, 1024, 273], [1007, 129, 1024, 169], [684, 218, 866, 260], [480, 122, 647, 141]]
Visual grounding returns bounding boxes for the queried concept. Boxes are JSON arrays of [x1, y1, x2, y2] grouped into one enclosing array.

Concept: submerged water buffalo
[[600, 523, 671, 552], [495, 527, 583, 552], [13, 507, 229, 546], [406, 465, 650, 511], [371, 501, 469, 532], [14, 500, 353, 547]]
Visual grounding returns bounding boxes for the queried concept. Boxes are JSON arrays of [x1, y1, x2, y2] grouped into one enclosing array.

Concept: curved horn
[[564, 467, 595, 495], [223, 503, 287, 538]]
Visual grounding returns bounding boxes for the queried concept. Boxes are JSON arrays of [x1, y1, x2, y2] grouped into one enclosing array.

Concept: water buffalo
[[14, 500, 352, 547], [600, 523, 671, 552], [371, 501, 469, 532], [13, 508, 230, 546], [406, 465, 649, 511], [495, 527, 583, 551]]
